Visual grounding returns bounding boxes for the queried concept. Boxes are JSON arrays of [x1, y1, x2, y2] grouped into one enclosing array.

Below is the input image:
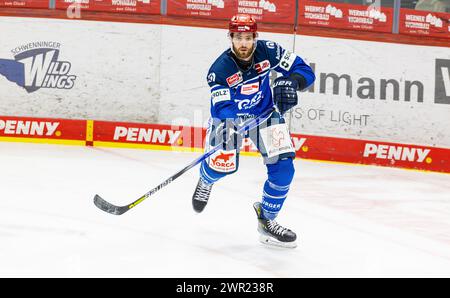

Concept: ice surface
[[0, 142, 449, 277]]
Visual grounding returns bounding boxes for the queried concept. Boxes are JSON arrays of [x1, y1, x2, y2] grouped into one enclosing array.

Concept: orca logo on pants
[[435, 59, 450, 104], [209, 149, 237, 173]]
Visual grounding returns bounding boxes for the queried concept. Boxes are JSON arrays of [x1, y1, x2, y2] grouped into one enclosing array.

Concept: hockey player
[[192, 14, 315, 248]]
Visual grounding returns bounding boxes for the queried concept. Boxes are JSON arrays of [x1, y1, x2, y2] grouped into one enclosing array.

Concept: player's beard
[[233, 43, 255, 61]]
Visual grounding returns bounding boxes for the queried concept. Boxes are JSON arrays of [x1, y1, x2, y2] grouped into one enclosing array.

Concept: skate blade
[[258, 235, 297, 249]]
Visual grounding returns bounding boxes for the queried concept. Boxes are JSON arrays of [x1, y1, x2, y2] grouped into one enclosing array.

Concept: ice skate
[[253, 202, 297, 248], [192, 177, 213, 213]]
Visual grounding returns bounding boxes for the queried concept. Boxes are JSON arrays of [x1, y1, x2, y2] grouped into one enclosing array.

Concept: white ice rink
[[0, 142, 449, 277]]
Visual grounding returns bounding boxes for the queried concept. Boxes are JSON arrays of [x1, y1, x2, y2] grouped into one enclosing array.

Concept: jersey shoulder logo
[[265, 41, 276, 49], [226, 72, 243, 87], [255, 60, 270, 74], [207, 72, 216, 84]]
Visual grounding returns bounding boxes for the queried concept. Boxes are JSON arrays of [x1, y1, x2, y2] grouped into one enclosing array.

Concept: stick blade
[[93, 194, 129, 215]]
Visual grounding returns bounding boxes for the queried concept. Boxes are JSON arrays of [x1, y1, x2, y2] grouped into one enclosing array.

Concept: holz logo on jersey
[[255, 60, 270, 74], [209, 149, 236, 173], [0, 42, 76, 93], [114, 126, 182, 144], [363, 143, 431, 163], [0, 119, 60, 136], [226, 72, 243, 87], [211, 88, 230, 105]]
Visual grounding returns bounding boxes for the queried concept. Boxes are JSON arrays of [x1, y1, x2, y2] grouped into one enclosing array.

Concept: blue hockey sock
[[261, 181, 289, 220], [199, 160, 225, 185], [261, 158, 295, 220]]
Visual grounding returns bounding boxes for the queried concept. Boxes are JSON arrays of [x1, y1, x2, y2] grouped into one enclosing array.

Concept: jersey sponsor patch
[[211, 88, 230, 105], [226, 72, 243, 87], [255, 60, 270, 74], [279, 50, 296, 72], [259, 124, 295, 158], [276, 43, 282, 60], [236, 91, 263, 110], [241, 82, 259, 95], [209, 149, 237, 173]]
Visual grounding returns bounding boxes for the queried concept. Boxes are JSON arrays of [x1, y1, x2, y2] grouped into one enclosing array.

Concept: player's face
[[231, 32, 255, 61]]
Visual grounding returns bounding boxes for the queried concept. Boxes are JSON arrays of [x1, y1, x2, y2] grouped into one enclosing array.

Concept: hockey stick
[[93, 107, 276, 215]]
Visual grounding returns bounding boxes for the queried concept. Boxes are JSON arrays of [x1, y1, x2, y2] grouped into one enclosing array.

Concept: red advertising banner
[[0, 0, 48, 8], [293, 134, 449, 174], [0, 116, 86, 141], [399, 8, 450, 39], [0, 115, 448, 173], [93, 120, 206, 150], [167, 0, 296, 24], [299, 0, 393, 33], [167, 0, 236, 19], [55, 0, 160, 14], [91, 119, 450, 174], [238, 0, 295, 24]]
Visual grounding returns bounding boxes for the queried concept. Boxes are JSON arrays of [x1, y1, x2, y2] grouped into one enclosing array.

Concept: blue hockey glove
[[273, 76, 298, 115]]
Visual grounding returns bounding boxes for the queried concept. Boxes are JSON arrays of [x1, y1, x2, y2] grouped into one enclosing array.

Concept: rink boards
[[0, 115, 448, 174]]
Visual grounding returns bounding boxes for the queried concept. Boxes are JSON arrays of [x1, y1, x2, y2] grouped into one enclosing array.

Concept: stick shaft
[[94, 107, 275, 214]]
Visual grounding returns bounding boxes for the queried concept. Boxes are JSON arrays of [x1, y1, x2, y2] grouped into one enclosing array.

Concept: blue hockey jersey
[[207, 40, 315, 120]]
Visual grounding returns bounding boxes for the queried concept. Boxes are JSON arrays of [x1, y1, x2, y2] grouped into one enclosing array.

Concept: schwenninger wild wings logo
[[0, 41, 76, 93]]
